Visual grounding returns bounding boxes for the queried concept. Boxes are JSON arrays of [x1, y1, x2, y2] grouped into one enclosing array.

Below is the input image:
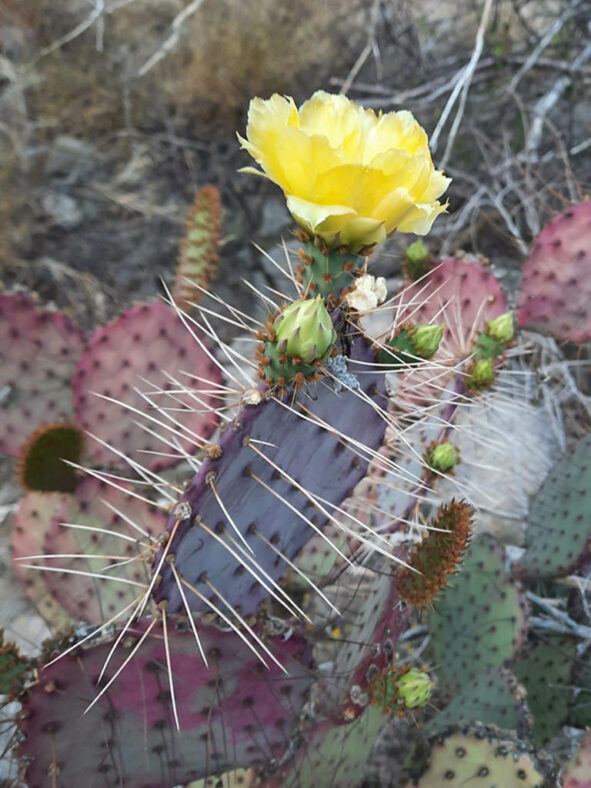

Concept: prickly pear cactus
[[517, 201, 591, 342], [0, 292, 84, 456], [513, 637, 576, 747], [428, 535, 527, 691], [391, 256, 508, 361], [424, 668, 531, 738], [563, 732, 591, 788], [17, 422, 84, 493], [173, 184, 221, 309], [0, 629, 30, 698], [40, 477, 167, 624], [395, 500, 473, 606], [73, 300, 221, 471], [516, 434, 591, 579], [404, 729, 544, 788], [152, 334, 388, 619], [12, 492, 74, 629], [18, 619, 314, 787], [276, 704, 387, 788]]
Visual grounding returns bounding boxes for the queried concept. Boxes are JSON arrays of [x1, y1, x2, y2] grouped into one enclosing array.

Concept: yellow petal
[[286, 194, 356, 235], [245, 95, 299, 154], [299, 90, 377, 161]]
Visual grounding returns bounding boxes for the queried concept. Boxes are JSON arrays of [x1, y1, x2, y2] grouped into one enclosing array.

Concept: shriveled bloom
[[345, 274, 387, 314], [238, 91, 450, 251]]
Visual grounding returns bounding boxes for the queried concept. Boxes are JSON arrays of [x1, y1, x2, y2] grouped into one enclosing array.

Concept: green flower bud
[[405, 240, 431, 264], [403, 240, 433, 281], [396, 668, 434, 709], [274, 296, 336, 363], [487, 311, 514, 344], [467, 358, 495, 390], [428, 442, 458, 473], [408, 323, 445, 359]]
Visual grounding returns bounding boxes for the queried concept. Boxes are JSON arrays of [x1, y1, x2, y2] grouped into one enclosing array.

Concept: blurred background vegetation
[[0, 0, 589, 330]]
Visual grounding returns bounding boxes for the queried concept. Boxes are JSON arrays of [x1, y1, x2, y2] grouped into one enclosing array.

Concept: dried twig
[[430, 0, 494, 167], [136, 0, 207, 78]]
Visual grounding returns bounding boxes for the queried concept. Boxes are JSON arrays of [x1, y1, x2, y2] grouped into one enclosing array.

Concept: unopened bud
[[274, 296, 336, 363], [487, 311, 514, 344], [467, 358, 495, 390], [396, 668, 434, 709], [428, 442, 458, 473], [409, 323, 444, 359]]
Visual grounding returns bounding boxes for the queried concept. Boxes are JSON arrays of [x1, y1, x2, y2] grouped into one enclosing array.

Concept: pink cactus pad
[[41, 476, 167, 625], [563, 732, 591, 788], [517, 201, 591, 342], [73, 300, 221, 471], [389, 257, 508, 411], [12, 492, 75, 629], [392, 256, 508, 360], [0, 293, 84, 456], [19, 618, 313, 787]]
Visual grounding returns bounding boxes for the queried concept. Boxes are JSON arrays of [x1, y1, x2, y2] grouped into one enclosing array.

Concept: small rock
[[41, 190, 83, 229]]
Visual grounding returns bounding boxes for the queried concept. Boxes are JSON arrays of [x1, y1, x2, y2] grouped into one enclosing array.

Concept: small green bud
[[408, 323, 445, 359], [487, 311, 514, 344], [467, 358, 495, 390], [405, 240, 431, 264], [396, 668, 434, 709], [403, 241, 433, 281], [428, 442, 458, 473], [274, 296, 336, 363]]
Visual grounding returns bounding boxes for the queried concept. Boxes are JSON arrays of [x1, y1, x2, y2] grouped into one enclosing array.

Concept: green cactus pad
[[281, 704, 385, 788], [517, 434, 591, 579], [513, 636, 576, 747], [428, 535, 527, 691], [0, 628, 30, 698], [17, 422, 83, 493], [570, 648, 591, 728], [405, 730, 544, 788], [424, 668, 530, 738]]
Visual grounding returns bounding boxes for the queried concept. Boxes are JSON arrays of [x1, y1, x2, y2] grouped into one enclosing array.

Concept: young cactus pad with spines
[[517, 201, 591, 342], [173, 184, 221, 309], [395, 500, 473, 607], [18, 619, 314, 787], [0, 293, 84, 456]]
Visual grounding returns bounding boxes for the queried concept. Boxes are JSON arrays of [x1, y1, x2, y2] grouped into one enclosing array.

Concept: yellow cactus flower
[[238, 91, 450, 251]]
